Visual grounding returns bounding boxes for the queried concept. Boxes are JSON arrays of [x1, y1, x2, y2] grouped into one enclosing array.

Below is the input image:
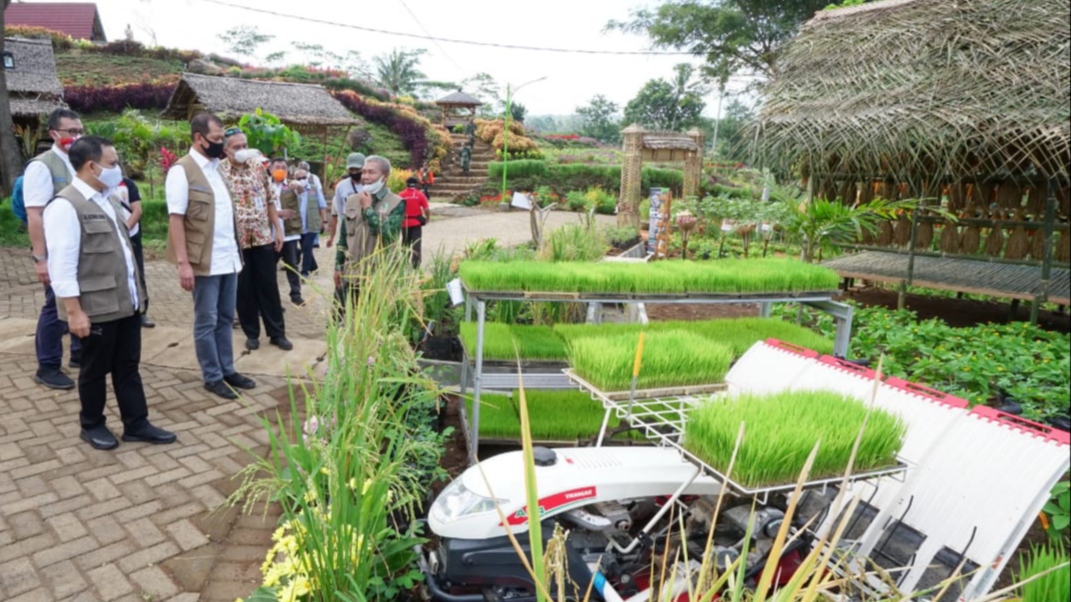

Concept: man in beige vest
[[43, 136, 176, 450], [165, 112, 255, 400]]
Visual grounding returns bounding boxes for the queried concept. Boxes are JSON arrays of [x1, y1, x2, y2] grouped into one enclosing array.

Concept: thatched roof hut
[[161, 73, 357, 129], [435, 90, 482, 128], [3, 36, 66, 119], [753, 0, 1071, 184]]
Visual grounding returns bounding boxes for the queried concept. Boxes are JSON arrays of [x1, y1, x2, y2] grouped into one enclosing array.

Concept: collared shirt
[[114, 179, 141, 237], [218, 158, 278, 249], [44, 177, 140, 309], [23, 145, 75, 208], [299, 184, 327, 234], [165, 152, 243, 275]]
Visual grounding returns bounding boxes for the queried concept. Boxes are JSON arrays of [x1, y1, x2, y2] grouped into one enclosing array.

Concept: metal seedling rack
[[460, 286, 854, 458], [565, 369, 910, 503]]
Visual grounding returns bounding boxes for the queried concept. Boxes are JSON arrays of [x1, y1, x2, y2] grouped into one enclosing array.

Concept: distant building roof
[[3, 36, 67, 117], [436, 91, 483, 107], [4, 2, 107, 42]]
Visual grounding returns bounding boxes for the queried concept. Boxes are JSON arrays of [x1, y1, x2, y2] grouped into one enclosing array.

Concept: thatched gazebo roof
[[435, 91, 482, 108], [753, 0, 1071, 182], [3, 36, 66, 117], [161, 73, 358, 128]]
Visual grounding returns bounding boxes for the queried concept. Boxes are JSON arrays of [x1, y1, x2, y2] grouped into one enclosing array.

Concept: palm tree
[[373, 49, 427, 97]]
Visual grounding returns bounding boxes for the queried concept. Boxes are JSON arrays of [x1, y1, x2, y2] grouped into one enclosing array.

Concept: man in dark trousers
[[165, 112, 256, 400], [43, 136, 176, 450], [220, 130, 291, 352], [400, 176, 429, 267], [24, 108, 85, 389]]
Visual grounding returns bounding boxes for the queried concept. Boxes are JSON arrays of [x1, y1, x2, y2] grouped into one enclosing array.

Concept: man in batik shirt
[[219, 128, 293, 352]]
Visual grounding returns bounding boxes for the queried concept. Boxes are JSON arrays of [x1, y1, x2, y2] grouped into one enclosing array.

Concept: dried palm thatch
[[752, 0, 1071, 183], [3, 37, 66, 117], [916, 220, 935, 250], [161, 73, 357, 126], [961, 225, 982, 254], [940, 223, 960, 253], [1005, 225, 1031, 259], [984, 227, 1006, 256]]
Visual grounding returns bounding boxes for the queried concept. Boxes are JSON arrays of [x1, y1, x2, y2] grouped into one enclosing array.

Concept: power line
[[199, 0, 696, 56], [395, 0, 466, 76]]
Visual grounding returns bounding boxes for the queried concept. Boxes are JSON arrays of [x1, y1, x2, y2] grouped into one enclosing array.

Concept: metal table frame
[[460, 287, 854, 458]]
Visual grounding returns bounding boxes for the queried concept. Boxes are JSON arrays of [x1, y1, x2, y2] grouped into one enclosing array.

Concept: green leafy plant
[[605, 225, 641, 248], [684, 390, 906, 488], [568, 330, 733, 391], [238, 108, 303, 157], [1043, 481, 1071, 543], [783, 197, 945, 262], [539, 223, 607, 263]]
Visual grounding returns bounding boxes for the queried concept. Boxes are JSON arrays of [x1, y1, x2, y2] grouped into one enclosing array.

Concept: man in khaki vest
[[43, 136, 176, 450], [24, 108, 85, 390], [165, 112, 255, 400]]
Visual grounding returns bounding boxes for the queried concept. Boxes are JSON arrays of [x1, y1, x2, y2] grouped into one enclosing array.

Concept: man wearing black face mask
[[326, 152, 365, 249], [165, 112, 255, 401]]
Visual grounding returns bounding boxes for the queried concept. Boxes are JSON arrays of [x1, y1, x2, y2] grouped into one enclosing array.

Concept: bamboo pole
[[1031, 179, 1058, 325]]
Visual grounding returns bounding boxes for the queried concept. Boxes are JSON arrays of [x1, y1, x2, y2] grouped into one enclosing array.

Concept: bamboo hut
[[435, 91, 482, 129], [162, 73, 358, 175], [753, 0, 1071, 317], [2, 36, 67, 160]]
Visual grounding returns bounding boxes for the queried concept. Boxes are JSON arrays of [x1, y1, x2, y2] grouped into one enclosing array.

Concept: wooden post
[[900, 194, 923, 310], [618, 124, 645, 229], [684, 128, 705, 200], [1031, 178, 1058, 325]]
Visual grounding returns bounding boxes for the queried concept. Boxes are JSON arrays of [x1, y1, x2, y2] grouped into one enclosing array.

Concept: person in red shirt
[[400, 176, 430, 268]]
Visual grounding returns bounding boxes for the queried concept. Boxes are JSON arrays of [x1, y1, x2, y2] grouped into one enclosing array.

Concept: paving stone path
[[0, 207, 612, 601]]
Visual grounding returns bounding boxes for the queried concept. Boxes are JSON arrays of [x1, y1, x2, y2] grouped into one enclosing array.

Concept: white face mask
[[233, 148, 261, 163], [95, 163, 123, 190], [364, 177, 385, 196]]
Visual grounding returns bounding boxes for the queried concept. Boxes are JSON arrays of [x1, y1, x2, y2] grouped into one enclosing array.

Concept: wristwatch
[[30, 253, 47, 264]]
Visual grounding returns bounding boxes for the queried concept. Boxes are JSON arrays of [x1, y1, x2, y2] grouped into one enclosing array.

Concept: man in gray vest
[[24, 108, 85, 390], [165, 112, 255, 400], [325, 152, 365, 250], [43, 136, 176, 450]]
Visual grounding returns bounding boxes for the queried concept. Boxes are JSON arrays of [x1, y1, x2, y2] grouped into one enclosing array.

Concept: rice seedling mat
[[564, 369, 728, 401], [566, 369, 910, 500]]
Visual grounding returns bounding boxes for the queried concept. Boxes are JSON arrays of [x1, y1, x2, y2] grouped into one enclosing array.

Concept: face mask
[[59, 136, 80, 152], [364, 177, 385, 196], [203, 138, 226, 159], [234, 148, 258, 163], [294, 178, 308, 187], [272, 169, 288, 183], [95, 164, 123, 190], [350, 171, 363, 183]]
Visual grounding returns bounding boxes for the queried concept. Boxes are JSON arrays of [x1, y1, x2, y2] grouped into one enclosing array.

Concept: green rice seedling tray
[[567, 330, 734, 392]]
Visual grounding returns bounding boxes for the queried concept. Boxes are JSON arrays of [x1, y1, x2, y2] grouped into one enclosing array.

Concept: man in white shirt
[[24, 108, 85, 390], [165, 112, 255, 400], [43, 136, 176, 450]]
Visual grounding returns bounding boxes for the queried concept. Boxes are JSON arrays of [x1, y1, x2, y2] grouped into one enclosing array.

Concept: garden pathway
[[0, 206, 612, 601]]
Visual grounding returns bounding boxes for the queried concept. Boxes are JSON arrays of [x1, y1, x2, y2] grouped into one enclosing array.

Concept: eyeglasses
[[224, 127, 243, 138], [55, 128, 85, 136]]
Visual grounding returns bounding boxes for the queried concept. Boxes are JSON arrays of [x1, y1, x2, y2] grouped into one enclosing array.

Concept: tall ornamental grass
[[230, 247, 448, 601], [568, 331, 733, 391], [459, 258, 840, 295], [1017, 545, 1070, 602], [684, 390, 906, 488]]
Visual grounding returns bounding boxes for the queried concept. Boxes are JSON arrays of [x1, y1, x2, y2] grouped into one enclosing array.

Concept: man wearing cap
[[326, 153, 365, 250]]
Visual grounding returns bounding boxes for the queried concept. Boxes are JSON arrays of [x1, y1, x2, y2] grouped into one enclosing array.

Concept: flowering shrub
[[331, 90, 451, 170], [64, 82, 177, 113]]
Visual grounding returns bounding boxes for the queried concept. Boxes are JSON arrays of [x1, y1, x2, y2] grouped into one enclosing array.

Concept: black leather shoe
[[269, 336, 293, 351], [80, 425, 119, 450], [141, 315, 156, 328], [224, 373, 256, 390], [246, 337, 260, 350], [291, 295, 305, 306], [122, 423, 177, 445], [35, 368, 75, 390], [68, 358, 81, 370], [204, 379, 238, 400]]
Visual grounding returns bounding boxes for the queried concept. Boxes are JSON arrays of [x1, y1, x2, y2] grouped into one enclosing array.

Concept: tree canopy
[[608, 0, 832, 81], [577, 95, 621, 143], [623, 64, 708, 131]]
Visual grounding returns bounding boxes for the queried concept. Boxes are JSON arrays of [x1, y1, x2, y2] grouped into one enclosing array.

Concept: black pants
[[300, 232, 319, 276], [403, 226, 423, 268], [281, 240, 302, 300], [129, 232, 149, 314], [237, 244, 285, 340], [78, 314, 149, 431]]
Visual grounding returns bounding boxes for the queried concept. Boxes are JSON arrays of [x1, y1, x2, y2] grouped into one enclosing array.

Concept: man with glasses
[[23, 108, 86, 390], [166, 112, 255, 400], [219, 128, 292, 352]]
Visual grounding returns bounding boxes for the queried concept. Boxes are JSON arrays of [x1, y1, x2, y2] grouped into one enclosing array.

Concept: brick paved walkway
[[0, 207, 611, 600]]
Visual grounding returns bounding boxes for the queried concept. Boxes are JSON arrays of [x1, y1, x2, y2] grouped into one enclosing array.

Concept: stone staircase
[[430, 133, 495, 201]]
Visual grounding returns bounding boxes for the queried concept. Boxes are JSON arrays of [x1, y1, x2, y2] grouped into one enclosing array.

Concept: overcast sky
[[38, 0, 755, 116]]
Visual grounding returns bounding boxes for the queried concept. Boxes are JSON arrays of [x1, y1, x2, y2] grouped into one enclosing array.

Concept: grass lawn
[[55, 51, 183, 86]]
